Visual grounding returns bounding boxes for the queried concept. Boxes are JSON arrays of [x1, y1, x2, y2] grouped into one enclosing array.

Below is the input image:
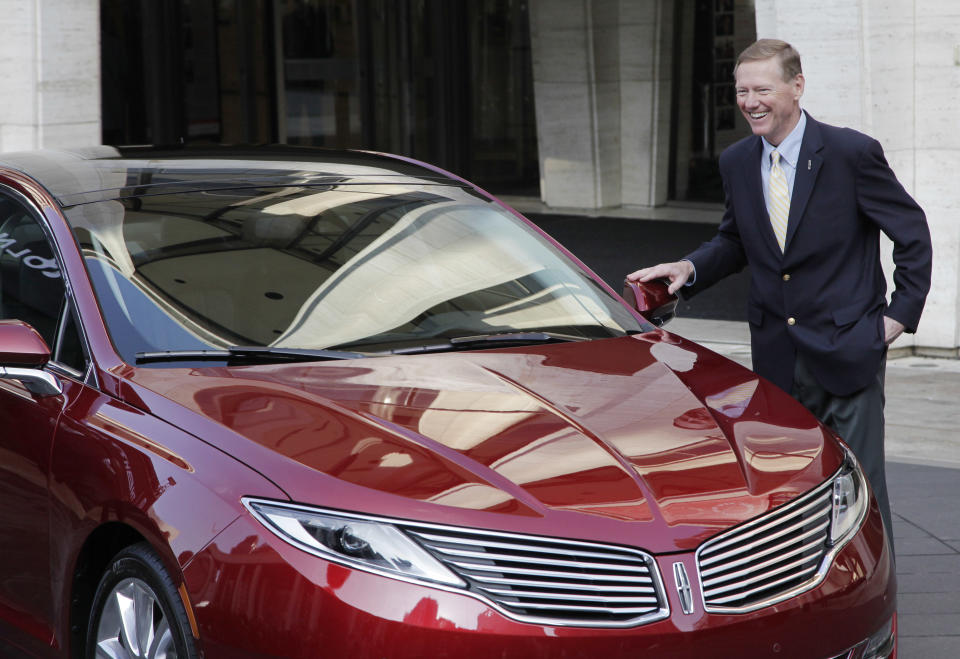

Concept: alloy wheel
[[94, 577, 178, 659]]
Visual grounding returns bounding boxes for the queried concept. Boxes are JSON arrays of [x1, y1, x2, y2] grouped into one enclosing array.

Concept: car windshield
[[65, 184, 646, 364]]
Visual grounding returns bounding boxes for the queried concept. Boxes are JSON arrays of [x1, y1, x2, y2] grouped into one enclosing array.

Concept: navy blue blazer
[[685, 113, 932, 396]]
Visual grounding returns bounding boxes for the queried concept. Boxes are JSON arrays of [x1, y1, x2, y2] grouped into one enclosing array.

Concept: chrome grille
[[401, 524, 668, 627], [697, 478, 834, 612]]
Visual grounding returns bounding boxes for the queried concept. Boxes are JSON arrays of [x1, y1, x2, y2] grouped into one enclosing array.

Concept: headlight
[[829, 448, 869, 546], [863, 615, 896, 659], [243, 498, 465, 587]]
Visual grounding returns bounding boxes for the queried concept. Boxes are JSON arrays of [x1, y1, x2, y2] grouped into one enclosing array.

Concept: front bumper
[[182, 501, 895, 659]]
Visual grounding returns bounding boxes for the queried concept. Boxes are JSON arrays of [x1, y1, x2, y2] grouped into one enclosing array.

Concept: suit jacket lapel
[[785, 114, 824, 251]]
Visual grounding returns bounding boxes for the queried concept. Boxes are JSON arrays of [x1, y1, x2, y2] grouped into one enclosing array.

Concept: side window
[[55, 304, 87, 374], [0, 195, 67, 350]]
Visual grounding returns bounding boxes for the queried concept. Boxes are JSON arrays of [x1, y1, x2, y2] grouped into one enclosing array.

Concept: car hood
[[127, 332, 842, 552]]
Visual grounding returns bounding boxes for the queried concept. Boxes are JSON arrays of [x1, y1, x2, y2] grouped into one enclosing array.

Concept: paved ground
[[523, 208, 960, 657]]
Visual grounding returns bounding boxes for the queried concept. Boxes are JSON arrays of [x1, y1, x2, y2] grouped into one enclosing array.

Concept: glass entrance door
[[275, 0, 538, 191], [102, 0, 539, 193]]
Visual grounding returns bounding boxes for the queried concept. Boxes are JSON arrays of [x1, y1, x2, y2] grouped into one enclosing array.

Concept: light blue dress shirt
[[761, 110, 807, 215]]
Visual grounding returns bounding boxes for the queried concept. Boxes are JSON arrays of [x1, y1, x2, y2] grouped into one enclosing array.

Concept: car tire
[[86, 542, 199, 659]]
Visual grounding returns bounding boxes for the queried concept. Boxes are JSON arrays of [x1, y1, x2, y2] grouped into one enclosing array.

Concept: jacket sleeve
[[856, 138, 932, 332]]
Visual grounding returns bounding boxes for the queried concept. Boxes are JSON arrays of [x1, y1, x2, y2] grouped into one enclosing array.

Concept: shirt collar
[[762, 110, 806, 168]]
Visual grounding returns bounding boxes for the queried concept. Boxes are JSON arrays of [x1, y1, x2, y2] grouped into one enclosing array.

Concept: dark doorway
[[101, 0, 539, 193], [101, 0, 276, 146], [275, 0, 539, 191], [669, 0, 756, 203]]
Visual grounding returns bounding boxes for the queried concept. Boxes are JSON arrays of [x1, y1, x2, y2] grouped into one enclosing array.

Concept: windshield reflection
[[66, 184, 642, 364]]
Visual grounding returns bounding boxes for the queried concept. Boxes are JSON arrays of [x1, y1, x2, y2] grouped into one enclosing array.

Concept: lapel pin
[[807, 160, 812, 170]]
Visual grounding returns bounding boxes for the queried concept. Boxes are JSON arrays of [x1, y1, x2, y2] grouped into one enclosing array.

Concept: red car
[[0, 146, 895, 658]]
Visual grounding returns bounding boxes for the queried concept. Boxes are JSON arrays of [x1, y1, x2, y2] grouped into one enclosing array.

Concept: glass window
[[0, 196, 66, 349], [276, 0, 539, 191], [101, 0, 540, 193], [279, 0, 361, 149], [54, 305, 88, 375], [67, 185, 644, 365], [101, 0, 275, 146]]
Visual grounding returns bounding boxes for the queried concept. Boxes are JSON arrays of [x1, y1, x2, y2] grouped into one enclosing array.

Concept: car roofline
[[0, 145, 466, 207]]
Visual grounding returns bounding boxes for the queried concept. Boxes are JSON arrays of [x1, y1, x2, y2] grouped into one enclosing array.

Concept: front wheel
[[87, 542, 199, 659]]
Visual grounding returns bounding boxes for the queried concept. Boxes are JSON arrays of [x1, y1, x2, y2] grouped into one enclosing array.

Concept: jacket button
[[787, 317, 796, 326], [782, 273, 791, 281]]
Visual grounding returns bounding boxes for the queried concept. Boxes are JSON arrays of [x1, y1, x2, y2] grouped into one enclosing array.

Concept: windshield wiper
[[135, 346, 367, 365], [382, 331, 588, 355]]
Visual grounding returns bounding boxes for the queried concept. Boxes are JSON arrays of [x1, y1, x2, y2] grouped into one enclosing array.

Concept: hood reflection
[[130, 334, 836, 549]]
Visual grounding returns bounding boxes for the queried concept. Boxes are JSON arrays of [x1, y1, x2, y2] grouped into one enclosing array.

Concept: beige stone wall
[[529, 0, 672, 209], [617, 1, 672, 207], [0, 0, 101, 152]]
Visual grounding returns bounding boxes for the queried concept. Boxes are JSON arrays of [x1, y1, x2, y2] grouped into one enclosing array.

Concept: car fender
[[48, 383, 288, 653]]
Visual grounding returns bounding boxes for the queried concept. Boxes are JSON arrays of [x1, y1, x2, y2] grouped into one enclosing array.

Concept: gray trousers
[[791, 352, 892, 551]]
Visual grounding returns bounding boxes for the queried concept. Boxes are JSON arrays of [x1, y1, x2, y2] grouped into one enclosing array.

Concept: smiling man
[[627, 39, 932, 547]]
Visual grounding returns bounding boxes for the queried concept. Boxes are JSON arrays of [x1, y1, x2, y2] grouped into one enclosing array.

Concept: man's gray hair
[[735, 39, 802, 81]]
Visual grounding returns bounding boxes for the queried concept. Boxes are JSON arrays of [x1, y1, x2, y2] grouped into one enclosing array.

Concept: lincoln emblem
[[673, 562, 695, 615]]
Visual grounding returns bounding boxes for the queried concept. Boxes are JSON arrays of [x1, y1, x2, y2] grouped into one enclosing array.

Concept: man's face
[[734, 57, 804, 146]]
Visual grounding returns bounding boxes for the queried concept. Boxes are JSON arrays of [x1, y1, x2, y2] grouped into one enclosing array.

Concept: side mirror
[[622, 279, 678, 327], [0, 320, 62, 396]]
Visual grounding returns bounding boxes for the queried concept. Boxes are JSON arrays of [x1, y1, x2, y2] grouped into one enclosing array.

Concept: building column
[[619, 1, 673, 207], [0, 0, 101, 152], [529, 0, 672, 209], [755, 0, 960, 354]]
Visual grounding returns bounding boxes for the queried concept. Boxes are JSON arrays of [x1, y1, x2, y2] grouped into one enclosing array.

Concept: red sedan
[[0, 146, 895, 658]]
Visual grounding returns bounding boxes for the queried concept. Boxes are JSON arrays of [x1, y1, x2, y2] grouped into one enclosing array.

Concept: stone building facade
[[0, 0, 957, 354]]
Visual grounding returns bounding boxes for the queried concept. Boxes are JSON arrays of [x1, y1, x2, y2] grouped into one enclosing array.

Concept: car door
[[0, 190, 89, 655]]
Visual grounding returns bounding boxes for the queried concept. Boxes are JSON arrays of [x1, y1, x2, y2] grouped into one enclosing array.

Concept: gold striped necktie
[[769, 150, 789, 252]]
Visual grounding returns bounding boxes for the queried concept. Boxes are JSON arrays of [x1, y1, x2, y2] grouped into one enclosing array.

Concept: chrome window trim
[[48, 293, 98, 389], [243, 498, 671, 629], [46, 359, 86, 384]]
